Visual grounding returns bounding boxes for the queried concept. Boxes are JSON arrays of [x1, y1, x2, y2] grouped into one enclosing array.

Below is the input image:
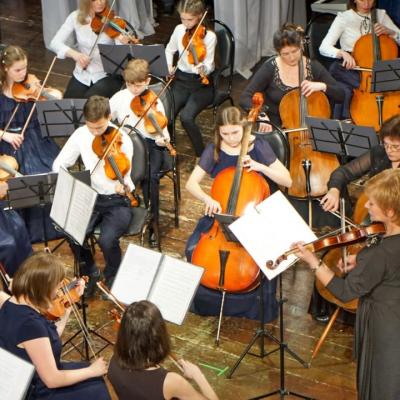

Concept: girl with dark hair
[[240, 23, 345, 133], [319, 0, 400, 119], [108, 300, 218, 400]]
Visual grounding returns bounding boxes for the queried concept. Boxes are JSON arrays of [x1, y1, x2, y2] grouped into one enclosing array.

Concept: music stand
[[305, 117, 379, 163], [98, 44, 169, 78], [371, 58, 400, 93], [36, 99, 86, 139]]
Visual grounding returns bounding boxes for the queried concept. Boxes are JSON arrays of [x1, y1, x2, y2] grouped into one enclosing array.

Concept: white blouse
[[165, 24, 217, 75], [109, 88, 170, 143], [319, 8, 400, 59], [50, 10, 118, 86], [52, 123, 134, 194]]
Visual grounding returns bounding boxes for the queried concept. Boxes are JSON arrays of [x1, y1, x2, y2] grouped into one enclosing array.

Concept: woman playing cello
[[185, 106, 291, 321]]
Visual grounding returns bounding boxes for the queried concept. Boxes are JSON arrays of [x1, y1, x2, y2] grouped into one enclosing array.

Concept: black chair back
[[305, 13, 337, 71], [129, 128, 148, 185], [259, 130, 289, 167]]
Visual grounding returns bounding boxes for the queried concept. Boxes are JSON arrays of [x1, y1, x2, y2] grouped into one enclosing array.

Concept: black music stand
[[36, 99, 86, 139], [306, 117, 379, 162], [371, 58, 400, 93], [98, 44, 169, 78]]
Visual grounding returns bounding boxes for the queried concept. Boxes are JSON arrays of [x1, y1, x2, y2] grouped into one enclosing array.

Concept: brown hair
[[114, 300, 171, 370], [0, 45, 27, 88], [77, 0, 110, 25], [177, 0, 205, 16], [12, 252, 65, 311], [214, 106, 251, 161], [347, 0, 376, 11], [123, 59, 150, 84], [380, 115, 400, 141], [83, 95, 111, 122], [365, 169, 400, 225], [273, 23, 304, 53]]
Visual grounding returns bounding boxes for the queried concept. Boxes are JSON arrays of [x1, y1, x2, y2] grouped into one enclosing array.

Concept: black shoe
[[148, 231, 159, 248], [85, 269, 100, 298], [314, 313, 330, 323]]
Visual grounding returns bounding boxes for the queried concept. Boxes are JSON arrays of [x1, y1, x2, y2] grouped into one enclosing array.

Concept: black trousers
[[63, 75, 124, 99], [71, 195, 132, 281], [170, 70, 214, 157]]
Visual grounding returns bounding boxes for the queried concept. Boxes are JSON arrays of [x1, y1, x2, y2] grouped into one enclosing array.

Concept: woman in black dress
[[295, 168, 400, 400]]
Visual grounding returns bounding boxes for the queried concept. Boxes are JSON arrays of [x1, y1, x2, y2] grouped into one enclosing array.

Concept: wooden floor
[[1, 2, 357, 399]]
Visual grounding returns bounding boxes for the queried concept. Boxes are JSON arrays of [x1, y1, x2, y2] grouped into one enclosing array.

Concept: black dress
[[327, 234, 400, 400]]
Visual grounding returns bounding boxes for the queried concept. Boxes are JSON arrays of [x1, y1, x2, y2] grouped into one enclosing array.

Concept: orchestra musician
[[165, 0, 217, 157], [319, 0, 400, 120], [0, 252, 110, 399], [52, 96, 134, 294], [294, 168, 400, 400], [108, 300, 218, 400], [49, 0, 129, 99], [109, 58, 171, 247], [185, 106, 291, 321]]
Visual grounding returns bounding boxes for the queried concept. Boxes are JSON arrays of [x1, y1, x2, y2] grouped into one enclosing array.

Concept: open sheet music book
[[112, 244, 204, 325], [0, 347, 35, 400], [50, 167, 97, 245], [229, 191, 317, 280]]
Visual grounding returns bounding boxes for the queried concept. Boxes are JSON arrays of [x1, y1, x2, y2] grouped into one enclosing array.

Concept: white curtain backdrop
[[214, 0, 307, 78]]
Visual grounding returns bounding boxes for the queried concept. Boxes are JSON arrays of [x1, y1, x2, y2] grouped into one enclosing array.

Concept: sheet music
[[0, 348, 35, 400], [112, 244, 161, 304], [50, 167, 73, 228], [229, 191, 317, 280], [149, 256, 204, 325]]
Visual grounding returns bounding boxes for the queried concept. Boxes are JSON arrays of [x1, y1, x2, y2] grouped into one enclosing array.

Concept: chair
[[255, 129, 289, 168], [207, 19, 235, 119], [148, 75, 181, 228], [305, 13, 337, 71]]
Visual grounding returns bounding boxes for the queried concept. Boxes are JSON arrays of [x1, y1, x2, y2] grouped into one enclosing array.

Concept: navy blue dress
[[186, 138, 279, 322], [0, 300, 111, 400], [0, 95, 61, 242]]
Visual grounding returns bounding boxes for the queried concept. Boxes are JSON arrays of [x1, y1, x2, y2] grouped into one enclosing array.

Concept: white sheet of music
[[112, 245, 160, 304], [148, 256, 204, 325], [50, 167, 73, 229], [111, 244, 204, 325], [229, 191, 317, 280], [0, 348, 35, 400]]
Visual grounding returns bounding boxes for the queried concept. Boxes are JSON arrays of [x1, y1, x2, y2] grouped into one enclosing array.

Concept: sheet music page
[[148, 256, 204, 325], [50, 167, 73, 229], [111, 244, 161, 305], [0, 348, 35, 400], [229, 191, 317, 280]]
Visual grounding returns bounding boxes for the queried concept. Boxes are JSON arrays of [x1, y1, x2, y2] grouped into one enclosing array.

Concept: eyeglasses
[[383, 142, 400, 151]]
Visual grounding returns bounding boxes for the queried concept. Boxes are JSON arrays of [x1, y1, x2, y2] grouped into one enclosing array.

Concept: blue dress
[[0, 300, 111, 400], [0, 95, 61, 242], [186, 138, 279, 322]]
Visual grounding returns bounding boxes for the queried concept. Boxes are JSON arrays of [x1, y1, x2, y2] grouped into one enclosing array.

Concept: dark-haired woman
[[108, 300, 218, 400], [319, 0, 400, 119], [0, 252, 111, 399], [240, 23, 345, 133]]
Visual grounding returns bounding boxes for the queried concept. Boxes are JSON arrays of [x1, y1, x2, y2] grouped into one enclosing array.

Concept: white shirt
[[109, 88, 170, 144], [165, 24, 217, 75], [319, 9, 400, 59], [49, 10, 118, 86], [52, 123, 134, 195]]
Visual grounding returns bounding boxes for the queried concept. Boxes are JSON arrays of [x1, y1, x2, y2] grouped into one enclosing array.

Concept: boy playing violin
[[52, 96, 134, 292], [109, 58, 171, 247]]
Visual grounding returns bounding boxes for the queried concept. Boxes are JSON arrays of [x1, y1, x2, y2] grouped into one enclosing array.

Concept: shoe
[[314, 314, 330, 323], [85, 269, 101, 298], [149, 232, 159, 248]]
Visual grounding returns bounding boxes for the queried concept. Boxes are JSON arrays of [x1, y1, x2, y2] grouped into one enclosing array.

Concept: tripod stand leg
[[308, 306, 340, 367], [215, 290, 226, 346]]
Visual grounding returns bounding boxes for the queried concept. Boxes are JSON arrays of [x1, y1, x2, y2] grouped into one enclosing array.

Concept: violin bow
[[0, 103, 21, 141], [19, 56, 58, 140]]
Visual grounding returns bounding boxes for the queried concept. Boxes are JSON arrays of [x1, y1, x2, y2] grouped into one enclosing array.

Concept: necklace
[[356, 11, 371, 35]]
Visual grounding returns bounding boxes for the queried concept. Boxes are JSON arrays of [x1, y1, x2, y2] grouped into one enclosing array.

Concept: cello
[[191, 93, 269, 293], [279, 48, 340, 201], [350, 8, 400, 131]]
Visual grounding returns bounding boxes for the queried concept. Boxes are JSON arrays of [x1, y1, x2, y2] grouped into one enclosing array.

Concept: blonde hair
[[123, 59, 149, 84], [0, 45, 27, 88], [177, 0, 205, 16], [365, 169, 400, 225], [12, 252, 65, 311], [77, 0, 110, 25]]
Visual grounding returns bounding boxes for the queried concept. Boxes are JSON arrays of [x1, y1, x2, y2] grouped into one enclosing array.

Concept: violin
[[12, 74, 60, 102], [92, 126, 138, 207], [130, 89, 177, 156], [91, 6, 139, 44], [182, 24, 209, 85], [266, 222, 386, 269], [45, 277, 88, 321]]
